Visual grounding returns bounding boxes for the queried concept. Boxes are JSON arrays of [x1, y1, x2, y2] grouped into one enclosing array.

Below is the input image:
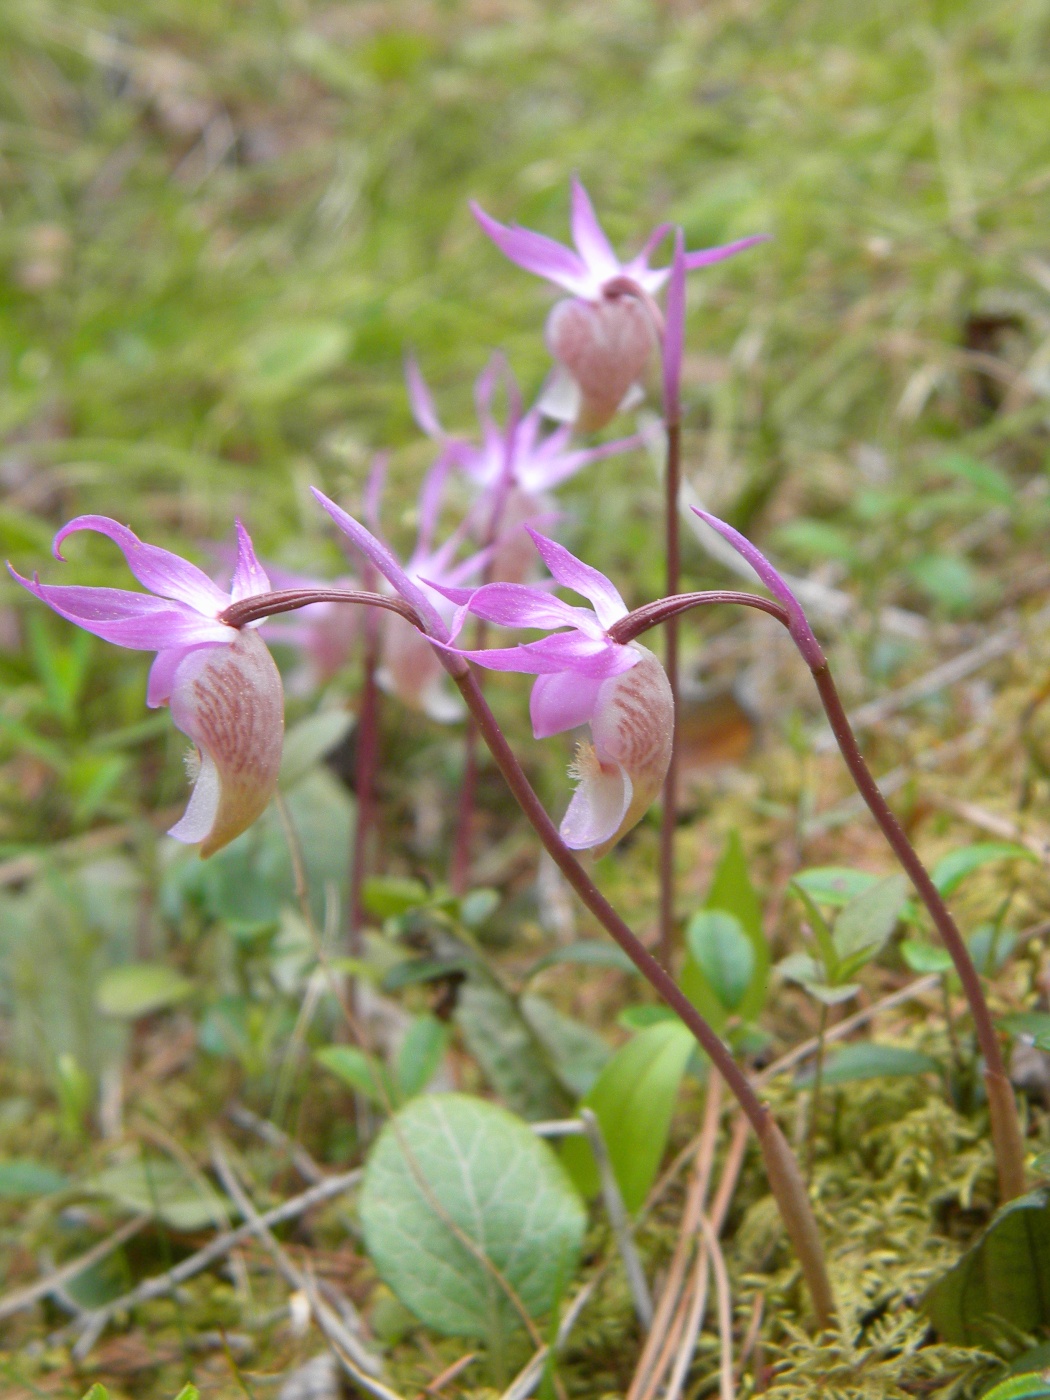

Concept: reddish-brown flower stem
[[221, 586, 836, 1325], [349, 580, 382, 950], [446, 662, 835, 1330], [609, 590, 790, 644], [808, 660, 1026, 1201], [659, 419, 682, 968], [221, 589, 419, 630]]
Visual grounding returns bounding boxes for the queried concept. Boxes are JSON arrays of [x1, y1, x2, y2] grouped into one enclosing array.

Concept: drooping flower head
[[406, 355, 641, 579], [311, 475, 489, 723], [472, 177, 767, 430], [9, 517, 283, 856], [431, 529, 673, 856]]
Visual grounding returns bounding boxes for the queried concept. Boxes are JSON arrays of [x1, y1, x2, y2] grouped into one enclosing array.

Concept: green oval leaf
[[931, 843, 1036, 898], [981, 1374, 1050, 1400], [316, 1045, 390, 1105], [901, 939, 954, 975], [278, 710, 354, 788], [561, 1019, 695, 1212], [796, 1042, 939, 1087], [360, 1093, 586, 1342], [925, 1190, 1050, 1346], [686, 910, 755, 1013], [395, 1015, 449, 1099], [95, 964, 193, 1019], [0, 1159, 69, 1199]]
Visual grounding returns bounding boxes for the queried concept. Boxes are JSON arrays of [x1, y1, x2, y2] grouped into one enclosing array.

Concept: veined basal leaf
[[359, 1093, 586, 1343]]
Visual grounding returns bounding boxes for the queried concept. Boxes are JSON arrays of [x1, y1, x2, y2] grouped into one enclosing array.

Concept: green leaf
[[316, 1046, 390, 1105], [79, 1388, 110, 1400], [924, 1190, 1050, 1345], [796, 1042, 939, 1087], [237, 320, 351, 399], [561, 1020, 695, 1212], [456, 983, 569, 1121], [704, 831, 769, 1021], [527, 941, 636, 978], [396, 1015, 449, 1099], [1000, 1012, 1050, 1052], [618, 1005, 678, 1030], [686, 911, 754, 1013], [382, 956, 474, 992], [832, 875, 908, 970], [95, 964, 193, 1019], [901, 939, 954, 974], [790, 881, 840, 979], [86, 1159, 228, 1231], [931, 842, 1036, 898], [980, 1374, 1050, 1400], [459, 888, 500, 928], [793, 866, 879, 907], [278, 710, 354, 788], [359, 1093, 586, 1343], [0, 1159, 69, 1198], [521, 995, 611, 1099], [362, 876, 430, 919], [969, 925, 1018, 975], [173, 1388, 202, 1400]]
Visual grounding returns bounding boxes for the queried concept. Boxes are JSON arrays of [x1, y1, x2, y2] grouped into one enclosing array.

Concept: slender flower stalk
[[222, 548, 836, 1329], [659, 229, 687, 965], [689, 507, 1027, 1203]]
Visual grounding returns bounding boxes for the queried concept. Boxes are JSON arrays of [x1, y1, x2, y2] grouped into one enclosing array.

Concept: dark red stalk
[[659, 419, 681, 968], [349, 593, 382, 950], [222, 585, 835, 1326]]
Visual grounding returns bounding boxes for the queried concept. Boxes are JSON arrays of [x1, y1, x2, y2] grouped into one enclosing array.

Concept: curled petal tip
[[167, 630, 284, 857]]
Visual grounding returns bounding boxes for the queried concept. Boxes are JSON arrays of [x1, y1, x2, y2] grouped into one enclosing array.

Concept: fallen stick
[[0, 1214, 148, 1323]]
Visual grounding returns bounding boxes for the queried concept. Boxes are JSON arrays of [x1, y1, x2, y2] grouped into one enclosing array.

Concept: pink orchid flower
[[9, 517, 283, 856], [406, 355, 640, 579], [472, 177, 766, 430], [311, 479, 489, 724], [432, 529, 673, 856]]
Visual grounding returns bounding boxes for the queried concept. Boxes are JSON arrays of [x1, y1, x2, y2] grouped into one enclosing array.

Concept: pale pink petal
[[569, 176, 621, 281], [560, 755, 631, 851], [470, 201, 591, 296], [524, 529, 628, 628], [426, 578, 601, 635], [689, 507, 822, 663], [454, 631, 637, 678], [545, 296, 658, 432], [8, 569, 231, 650], [168, 631, 284, 857], [148, 645, 198, 707], [311, 489, 448, 640], [405, 356, 443, 438], [229, 520, 271, 602], [683, 233, 770, 270], [54, 515, 227, 615], [529, 670, 603, 738]]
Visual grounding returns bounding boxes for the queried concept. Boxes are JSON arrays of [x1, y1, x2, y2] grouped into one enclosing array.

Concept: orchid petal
[[310, 489, 448, 640], [148, 645, 197, 707], [690, 507, 824, 665], [167, 630, 284, 857], [560, 753, 632, 851], [427, 578, 602, 635], [455, 632, 637, 678], [54, 516, 227, 615], [405, 356, 443, 438], [9, 569, 232, 651], [415, 452, 454, 556], [229, 520, 271, 602], [470, 201, 591, 296], [524, 430, 644, 493], [682, 233, 770, 270], [569, 176, 620, 281], [524, 529, 628, 628], [529, 670, 603, 738]]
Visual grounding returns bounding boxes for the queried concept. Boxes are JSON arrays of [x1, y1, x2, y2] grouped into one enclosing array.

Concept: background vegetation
[[3, 0, 1050, 1395]]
